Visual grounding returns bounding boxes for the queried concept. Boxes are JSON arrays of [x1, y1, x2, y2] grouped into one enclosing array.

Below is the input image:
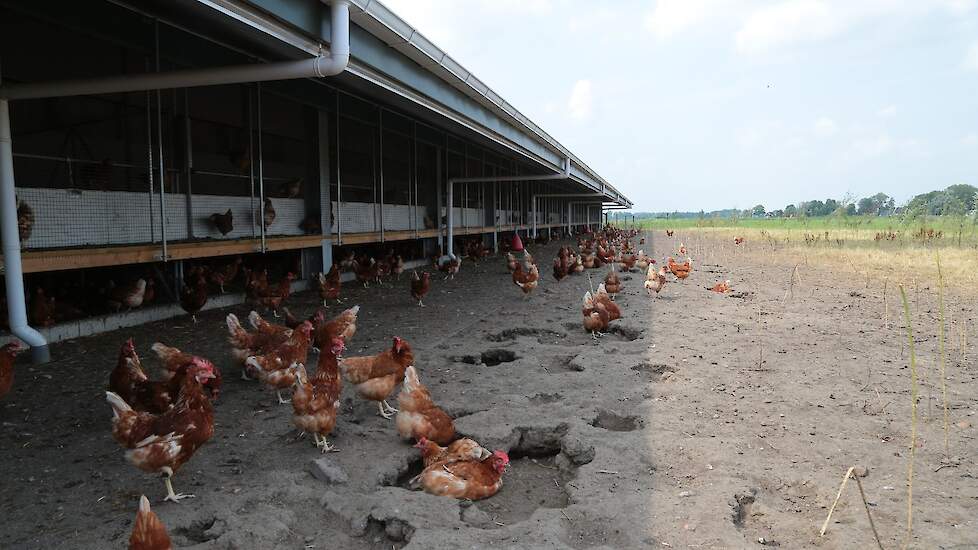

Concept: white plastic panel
[[15, 187, 305, 250]]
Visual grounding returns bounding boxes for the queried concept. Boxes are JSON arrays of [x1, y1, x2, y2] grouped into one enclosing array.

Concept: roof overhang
[[195, 0, 631, 207]]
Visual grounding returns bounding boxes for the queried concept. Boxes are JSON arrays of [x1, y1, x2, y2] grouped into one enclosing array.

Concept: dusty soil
[[1, 231, 976, 549]]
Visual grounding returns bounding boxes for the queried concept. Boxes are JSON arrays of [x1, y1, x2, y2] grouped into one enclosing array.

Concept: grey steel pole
[[184, 89, 194, 239], [248, 86, 256, 239], [412, 121, 418, 239], [335, 93, 342, 245], [379, 109, 384, 243], [155, 20, 168, 261], [257, 82, 266, 252], [146, 88, 156, 243]]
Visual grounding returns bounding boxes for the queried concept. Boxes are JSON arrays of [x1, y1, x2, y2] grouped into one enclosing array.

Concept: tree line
[[636, 183, 977, 220]]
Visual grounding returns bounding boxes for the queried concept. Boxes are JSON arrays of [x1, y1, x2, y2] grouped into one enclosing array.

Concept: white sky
[[380, 0, 978, 212]]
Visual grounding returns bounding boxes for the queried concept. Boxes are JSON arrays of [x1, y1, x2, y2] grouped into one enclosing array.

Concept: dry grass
[[671, 226, 978, 292], [899, 285, 919, 550]]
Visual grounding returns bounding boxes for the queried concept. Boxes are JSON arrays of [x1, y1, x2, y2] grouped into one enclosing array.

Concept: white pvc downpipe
[[0, 99, 49, 363], [0, 2, 351, 101], [446, 158, 571, 258]]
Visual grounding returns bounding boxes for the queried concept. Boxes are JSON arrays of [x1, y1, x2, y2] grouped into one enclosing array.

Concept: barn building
[[0, 0, 632, 362]]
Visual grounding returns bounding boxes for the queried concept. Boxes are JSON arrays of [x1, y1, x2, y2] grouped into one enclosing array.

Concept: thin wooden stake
[[820, 466, 854, 536], [898, 285, 918, 550], [854, 474, 887, 550], [882, 278, 889, 329], [937, 252, 949, 460]]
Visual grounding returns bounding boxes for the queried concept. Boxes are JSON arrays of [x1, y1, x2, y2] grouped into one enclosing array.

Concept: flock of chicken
[[502, 229, 700, 339], [0, 225, 733, 549], [99, 244, 511, 547]]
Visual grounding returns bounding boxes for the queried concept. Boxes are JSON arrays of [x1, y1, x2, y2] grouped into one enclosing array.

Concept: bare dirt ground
[[1, 230, 976, 549]]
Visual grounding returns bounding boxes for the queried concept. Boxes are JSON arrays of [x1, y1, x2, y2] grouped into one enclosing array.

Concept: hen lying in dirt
[[411, 449, 510, 500]]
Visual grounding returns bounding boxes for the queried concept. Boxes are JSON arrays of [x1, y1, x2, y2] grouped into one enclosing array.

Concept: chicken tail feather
[[105, 391, 133, 417]]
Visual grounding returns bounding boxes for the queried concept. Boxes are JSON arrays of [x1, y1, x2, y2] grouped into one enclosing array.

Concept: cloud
[[477, 0, 553, 16], [735, 119, 784, 148], [644, 0, 719, 39], [735, 0, 839, 55], [851, 134, 892, 157], [941, 0, 977, 15], [734, 1, 974, 56], [966, 42, 978, 71], [877, 104, 898, 117], [814, 117, 838, 137], [964, 133, 978, 147], [567, 80, 593, 121]]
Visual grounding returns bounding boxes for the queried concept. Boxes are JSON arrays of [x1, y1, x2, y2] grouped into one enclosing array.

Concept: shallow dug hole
[[561, 323, 642, 341], [452, 349, 519, 366], [173, 517, 219, 544], [590, 409, 643, 432], [386, 426, 575, 529], [631, 362, 676, 382], [476, 454, 571, 526], [487, 327, 566, 344], [606, 325, 642, 341]]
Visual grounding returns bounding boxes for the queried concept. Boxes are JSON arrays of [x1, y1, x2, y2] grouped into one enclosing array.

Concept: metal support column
[[378, 110, 384, 243], [335, 93, 342, 245], [183, 89, 194, 240], [318, 109, 332, 271], [257, 82, 266, 252], [248, 87, 256, 238], [154, 20, 168, 261]]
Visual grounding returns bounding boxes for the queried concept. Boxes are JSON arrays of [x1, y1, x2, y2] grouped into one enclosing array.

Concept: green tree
[[804, 200, 825, 217], [945, 184, 978, 207], [784, 204, 797, 217], [845, 204, 857, 216], [870, 193, 895, 215], [824, 198, 839, 215], [857, 197, 875, 215], [752, 204, 766, 217]]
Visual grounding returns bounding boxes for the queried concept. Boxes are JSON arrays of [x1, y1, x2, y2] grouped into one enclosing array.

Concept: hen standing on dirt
[[106, 358, 217, 503], [411, 271, 431, 307], [396, 366, 455, 444], [339, 336, 414, 418], [290, 337, 345, 452]]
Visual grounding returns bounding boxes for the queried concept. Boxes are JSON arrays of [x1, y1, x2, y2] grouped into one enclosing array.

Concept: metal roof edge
[[347, 0, 629, 206]]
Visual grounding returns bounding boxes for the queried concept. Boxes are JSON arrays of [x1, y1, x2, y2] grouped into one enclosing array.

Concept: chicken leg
[[312, 433, 336, 453], [276, 390, 291, 404], [377, 400, 398, 419], [418, 299, 425, 307], [162, 471, 194, 503]]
